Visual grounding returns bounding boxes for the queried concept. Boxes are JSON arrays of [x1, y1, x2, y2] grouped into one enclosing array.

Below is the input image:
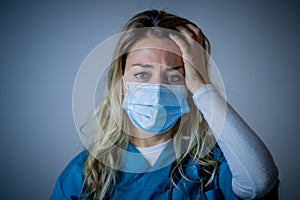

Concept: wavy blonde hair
[[82, 10, 217, 199]]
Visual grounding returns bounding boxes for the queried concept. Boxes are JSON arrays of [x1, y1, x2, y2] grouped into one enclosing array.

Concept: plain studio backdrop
[[0, 1, 299, 199]]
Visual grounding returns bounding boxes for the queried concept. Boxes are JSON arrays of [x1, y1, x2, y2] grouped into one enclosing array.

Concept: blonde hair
[[82, 9, 217, 199]]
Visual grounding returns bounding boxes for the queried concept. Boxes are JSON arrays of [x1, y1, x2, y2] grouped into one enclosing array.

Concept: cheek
[[123, 62, 131, 76]]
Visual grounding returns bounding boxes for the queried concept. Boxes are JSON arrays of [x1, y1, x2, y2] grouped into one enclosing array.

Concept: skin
[[123, 24, 208, 147], [170, 24, 210, 93]]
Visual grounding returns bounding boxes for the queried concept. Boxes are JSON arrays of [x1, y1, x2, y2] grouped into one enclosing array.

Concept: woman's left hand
[[169, 24, 210, 94]]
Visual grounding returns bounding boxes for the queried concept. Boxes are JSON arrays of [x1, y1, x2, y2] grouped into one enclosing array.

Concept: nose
[[151, 68, 169, 84], [151, 74, 166, 84]]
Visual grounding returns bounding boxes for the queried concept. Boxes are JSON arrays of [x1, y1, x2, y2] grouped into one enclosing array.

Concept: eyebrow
[[132, 64, 184, 71], [166, 66, 184, 72], [132, 64, 153, 68]]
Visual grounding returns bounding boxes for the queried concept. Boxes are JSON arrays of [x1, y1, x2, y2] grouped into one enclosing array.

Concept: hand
[[169, 24, 210, 94]]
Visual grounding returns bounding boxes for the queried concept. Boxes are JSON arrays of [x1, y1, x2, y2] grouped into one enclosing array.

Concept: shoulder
[[62, 150, 89, 176], [51, 150, 89, 200]]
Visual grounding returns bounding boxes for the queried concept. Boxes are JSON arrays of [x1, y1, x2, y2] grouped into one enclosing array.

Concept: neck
[[129, 127, 172, 147]]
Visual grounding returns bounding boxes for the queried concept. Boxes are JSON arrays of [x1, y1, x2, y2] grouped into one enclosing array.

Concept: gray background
[[1, 0, 299, 199]]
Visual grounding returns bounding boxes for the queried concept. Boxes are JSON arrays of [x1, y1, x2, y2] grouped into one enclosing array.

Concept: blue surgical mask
[[122, 81, 190, 134]]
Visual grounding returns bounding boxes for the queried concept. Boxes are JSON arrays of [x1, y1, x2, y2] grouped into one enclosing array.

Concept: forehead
[[129, 36, 181, 54], [126, 36, 182, 66]]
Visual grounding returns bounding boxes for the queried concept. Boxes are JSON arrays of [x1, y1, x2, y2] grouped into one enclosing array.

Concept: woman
[[51, 10, 279, 200]]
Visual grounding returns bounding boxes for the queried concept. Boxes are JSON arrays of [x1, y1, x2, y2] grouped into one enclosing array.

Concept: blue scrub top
[[51, 143, 239, 200]]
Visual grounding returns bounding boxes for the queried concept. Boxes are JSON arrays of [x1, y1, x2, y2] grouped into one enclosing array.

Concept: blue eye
[[135, 72, 149, 79], [167, 75, 183, 82]]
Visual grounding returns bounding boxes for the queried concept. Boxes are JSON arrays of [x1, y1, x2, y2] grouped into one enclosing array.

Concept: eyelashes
[[134, 72, 150, 80], [134, 72, 184, 83]]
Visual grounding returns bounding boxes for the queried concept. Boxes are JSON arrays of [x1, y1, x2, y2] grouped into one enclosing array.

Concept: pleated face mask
[[122, 81, 190, 134]]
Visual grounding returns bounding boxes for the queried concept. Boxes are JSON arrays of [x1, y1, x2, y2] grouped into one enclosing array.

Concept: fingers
[[169, 32, 206, 85], [176, 24, 203, 44], [176, 25, 195, 39], [169, 33, 188, 52], [185, 24, 203, 44]]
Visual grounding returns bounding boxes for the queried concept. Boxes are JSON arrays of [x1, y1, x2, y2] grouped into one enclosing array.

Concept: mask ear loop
[[122, 75, 127, 89], [121, 76, 128, 97]]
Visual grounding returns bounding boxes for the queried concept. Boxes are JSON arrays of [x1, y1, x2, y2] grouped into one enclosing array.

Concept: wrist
[[186, 78, 211, 94]]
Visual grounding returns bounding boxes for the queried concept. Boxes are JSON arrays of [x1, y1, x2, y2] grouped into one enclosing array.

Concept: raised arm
[[192, 84, 278, 199]]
